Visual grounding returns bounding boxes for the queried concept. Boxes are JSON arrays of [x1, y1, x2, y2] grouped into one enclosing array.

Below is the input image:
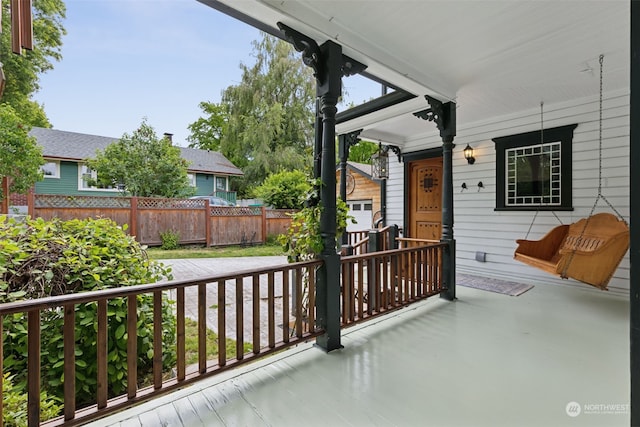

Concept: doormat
[[457, 273, 534, 296]]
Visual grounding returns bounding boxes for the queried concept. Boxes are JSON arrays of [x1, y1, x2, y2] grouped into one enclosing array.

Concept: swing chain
[[561, 54, 627, 279]]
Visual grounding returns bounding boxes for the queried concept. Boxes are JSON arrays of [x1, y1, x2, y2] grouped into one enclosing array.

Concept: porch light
[[371, 143, 389, 179], [0, 63, 5, 98], [463, 144, 475, 164]]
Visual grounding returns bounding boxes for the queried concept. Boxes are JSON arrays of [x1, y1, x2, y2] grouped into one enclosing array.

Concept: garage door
[[346, 200, 373, 231]]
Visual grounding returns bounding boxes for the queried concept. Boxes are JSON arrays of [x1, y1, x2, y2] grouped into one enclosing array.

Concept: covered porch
[[91, 280, 629, 427]]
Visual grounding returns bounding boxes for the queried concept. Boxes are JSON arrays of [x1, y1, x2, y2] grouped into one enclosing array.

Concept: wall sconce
[[463, 144, 475, 164], [0, 63, 5, 99], [371, 143, 402, 180]]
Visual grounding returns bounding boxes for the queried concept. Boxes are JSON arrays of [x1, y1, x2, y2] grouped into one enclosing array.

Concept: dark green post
[[416, 97, 457, 301], [338, 131, 362, 245]]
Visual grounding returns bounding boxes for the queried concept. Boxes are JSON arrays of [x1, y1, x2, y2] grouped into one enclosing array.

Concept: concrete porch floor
[[88, 280, 629, 427]]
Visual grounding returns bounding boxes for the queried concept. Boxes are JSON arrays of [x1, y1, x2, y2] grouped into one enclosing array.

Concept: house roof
[[29, 127, 243, 176], [347, 161, 374, 180], [200, 1, 628, 146]]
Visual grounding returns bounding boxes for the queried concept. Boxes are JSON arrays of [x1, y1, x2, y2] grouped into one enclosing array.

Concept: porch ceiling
[[199, 0, 629, 145]]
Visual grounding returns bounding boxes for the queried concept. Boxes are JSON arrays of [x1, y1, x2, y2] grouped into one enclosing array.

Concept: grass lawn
[[147, 243, 285, 260], [184, 317, 252, 364]]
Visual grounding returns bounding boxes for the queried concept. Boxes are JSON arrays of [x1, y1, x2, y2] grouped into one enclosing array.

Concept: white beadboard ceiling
[[199, 0, 629, 146]]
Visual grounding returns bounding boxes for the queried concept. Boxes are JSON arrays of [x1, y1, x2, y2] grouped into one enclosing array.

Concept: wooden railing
[[344, 225, 399, 255], [0, 260, 322, 426], [340, 243, 446, 326]]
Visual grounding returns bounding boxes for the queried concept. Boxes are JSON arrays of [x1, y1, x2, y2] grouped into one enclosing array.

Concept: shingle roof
[[29, 127, 243, 176]]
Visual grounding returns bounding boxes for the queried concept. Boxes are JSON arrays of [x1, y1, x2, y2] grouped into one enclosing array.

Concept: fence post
[[27, 189, 35, 218], [390, 224, 400, 249], [130, 197, 138, 240], [204, 199, 211, 247], [1, 177, 8, 214], [261, 206, 267, 243]]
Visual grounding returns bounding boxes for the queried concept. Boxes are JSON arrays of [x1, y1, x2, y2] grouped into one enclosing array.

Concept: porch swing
[[513, 55, 629, 290]]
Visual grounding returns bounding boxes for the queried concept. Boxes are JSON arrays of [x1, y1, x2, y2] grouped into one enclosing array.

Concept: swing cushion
[[514, 213, 629, 289]]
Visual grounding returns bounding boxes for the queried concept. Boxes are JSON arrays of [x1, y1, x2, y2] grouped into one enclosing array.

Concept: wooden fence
[[28, 194, 295, 247]]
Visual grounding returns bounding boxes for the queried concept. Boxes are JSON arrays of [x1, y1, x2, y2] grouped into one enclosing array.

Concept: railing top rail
[[397, 237, 441, 244], [342, 242, 446, 262], [0, 259, 323, 316]]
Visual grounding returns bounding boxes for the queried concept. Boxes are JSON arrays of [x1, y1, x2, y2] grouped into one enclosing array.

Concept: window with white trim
[[493, 124, 576, 211], [41, 161, 60, 178], [78, 164, 117, 192]]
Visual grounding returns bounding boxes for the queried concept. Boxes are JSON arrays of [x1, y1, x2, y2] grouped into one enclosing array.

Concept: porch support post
[[630, 0, 639, 422], [415, 96, 457, 300], [279, 23, 366, 352], [338, 130, 362, 245]]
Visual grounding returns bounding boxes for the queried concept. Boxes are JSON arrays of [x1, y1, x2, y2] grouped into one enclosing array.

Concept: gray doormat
[[457, 273, 534, 296]]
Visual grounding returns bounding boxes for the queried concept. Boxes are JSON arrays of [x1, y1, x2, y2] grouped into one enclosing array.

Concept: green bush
[[0, 216, 176, 409], [2, 373, 61, 426], [160, 229, 181, 250], [253, 170, 311, 209]]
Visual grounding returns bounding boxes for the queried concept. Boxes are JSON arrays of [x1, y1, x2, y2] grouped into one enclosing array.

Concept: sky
[[33, 0, 381, 147]]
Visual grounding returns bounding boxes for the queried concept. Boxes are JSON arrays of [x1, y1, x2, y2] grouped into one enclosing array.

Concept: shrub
[[253, 170, 311, 209], [0, 216, 176, 409], [2, 373, 61, 426], [160, 229, 181, 250]]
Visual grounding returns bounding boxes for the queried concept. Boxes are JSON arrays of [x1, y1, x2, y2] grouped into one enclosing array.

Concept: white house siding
[[385, 89, 630, 294]]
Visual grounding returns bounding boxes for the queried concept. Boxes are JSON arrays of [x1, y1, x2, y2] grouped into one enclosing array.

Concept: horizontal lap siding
[[388, 90, 630, 294]]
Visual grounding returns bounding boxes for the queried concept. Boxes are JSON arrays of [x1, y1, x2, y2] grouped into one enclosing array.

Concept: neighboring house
[[335, 161, 380, 231], [29, 127, 243, 202]]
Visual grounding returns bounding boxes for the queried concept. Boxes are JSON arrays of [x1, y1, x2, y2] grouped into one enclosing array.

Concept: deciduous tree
[[85, 120, 193, 198], [0, 103, 44, 200], [0, 0, 66, 126]]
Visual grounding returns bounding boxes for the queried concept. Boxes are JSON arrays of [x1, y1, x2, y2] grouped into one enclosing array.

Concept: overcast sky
[[33, 0, 380, 147]]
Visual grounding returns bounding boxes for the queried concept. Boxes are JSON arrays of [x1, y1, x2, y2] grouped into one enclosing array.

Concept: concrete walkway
[[159, 256, 293, 351]]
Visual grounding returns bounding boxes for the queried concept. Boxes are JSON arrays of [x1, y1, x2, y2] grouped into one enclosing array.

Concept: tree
[[253, 170, 311, 209], [0, 0, 66, 126], [348, 140, 379, 164], [187, 101, 228, 151], [206, 34, 316, 197], [85, 120, 194, 198], [0, 103, 44, 201]]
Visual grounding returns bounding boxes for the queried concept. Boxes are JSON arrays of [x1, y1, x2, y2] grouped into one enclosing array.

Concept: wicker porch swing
[[513, 55, 630, 290]]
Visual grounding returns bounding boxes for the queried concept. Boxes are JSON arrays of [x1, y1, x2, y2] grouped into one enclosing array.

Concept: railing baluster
[[253, 274, 260, 354], [176, 288, 185, 381], [97, 300, 108, 409], [294, 267, 303, 338], [153, 291, 162, 389], [64, 304, 76, 420], [268, 272, 275, 348], [28, 310, 41, 426], [198, 283, 206, 374], [127, 296, 138, 399], [341, 260, 349, 323], [358, 259, 364, 319], [236, 278, 244, 360], [218, 280, 226, 367], [308, 266, 316, 333], [283, 271, 289, 343]]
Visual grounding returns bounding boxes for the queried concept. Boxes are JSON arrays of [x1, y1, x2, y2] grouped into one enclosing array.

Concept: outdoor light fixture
[[0, 63, 5, 99], [463, 144, 475, 164], [372, 144, 389, 179]]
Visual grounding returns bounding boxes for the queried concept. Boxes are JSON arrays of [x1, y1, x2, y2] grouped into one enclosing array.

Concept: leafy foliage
[[0, 216, 176, 407], [0, 0, 66, 126], [278, 184, 353, 262], [2, 373, 61, 426], [0, 103, 45, 201], [253, 170, 311, 209], [85, 120, 194, 198], [187, 101, 228, 151], [348, 140, 379, 164], [208, 34, 316, 197], [160, 229, 181, 250]]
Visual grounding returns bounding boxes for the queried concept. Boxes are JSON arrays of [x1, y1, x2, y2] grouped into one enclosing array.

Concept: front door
[[408, 157, 443, 240]]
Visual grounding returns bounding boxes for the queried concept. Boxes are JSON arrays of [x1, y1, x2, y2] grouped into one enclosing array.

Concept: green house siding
[[36, 161, 119, 197], [194, 173, 215, 196]]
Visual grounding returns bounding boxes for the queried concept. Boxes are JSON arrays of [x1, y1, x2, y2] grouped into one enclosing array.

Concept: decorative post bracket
[[413, 95, 456, 142]]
